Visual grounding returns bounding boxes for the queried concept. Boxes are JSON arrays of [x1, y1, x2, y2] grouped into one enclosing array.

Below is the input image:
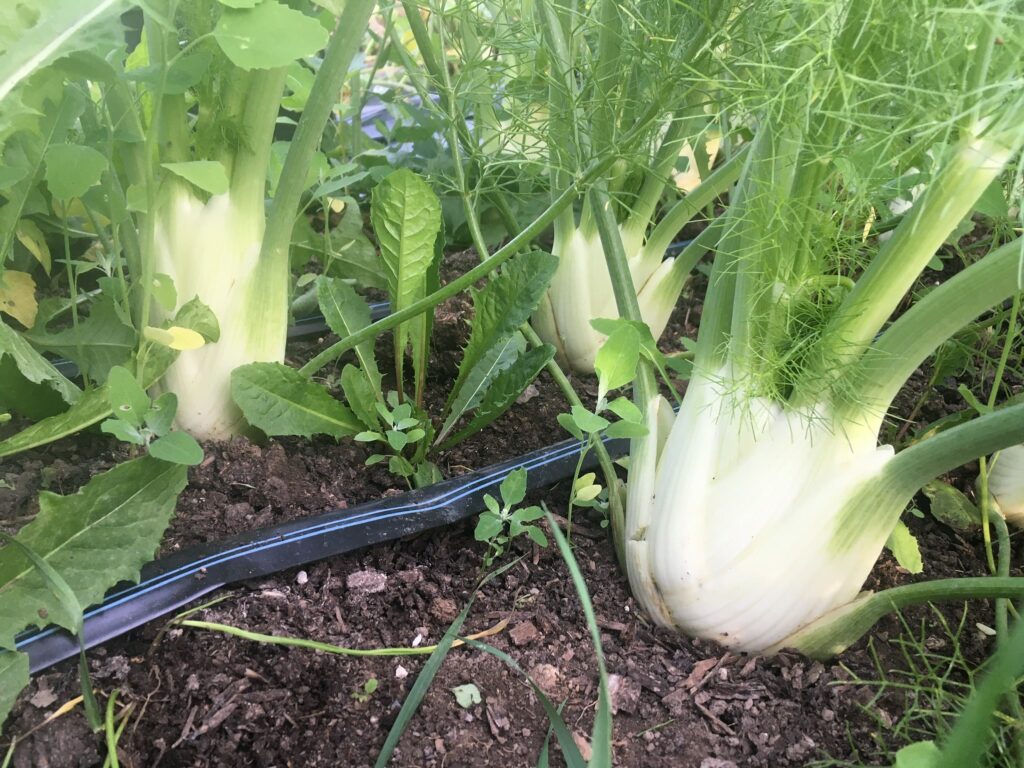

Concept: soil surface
[[0, 252, 1017, 768]]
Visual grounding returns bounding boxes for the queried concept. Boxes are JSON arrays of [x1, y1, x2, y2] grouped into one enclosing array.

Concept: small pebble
[[395, 665, 409, 680], [296, 570, 308, 586]]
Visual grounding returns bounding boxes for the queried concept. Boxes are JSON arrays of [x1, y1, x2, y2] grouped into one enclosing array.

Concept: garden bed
[[0, 277, 1006, 767]]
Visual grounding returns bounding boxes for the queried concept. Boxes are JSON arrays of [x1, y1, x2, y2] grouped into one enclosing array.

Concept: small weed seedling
[[474, 468, 547, 566], [352, 677, 379, 703], [101, 366, 203, 466], [354, 391, 435, 486]]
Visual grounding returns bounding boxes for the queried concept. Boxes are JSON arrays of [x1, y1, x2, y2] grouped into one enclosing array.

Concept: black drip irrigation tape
[[16, 432, 629, 674]]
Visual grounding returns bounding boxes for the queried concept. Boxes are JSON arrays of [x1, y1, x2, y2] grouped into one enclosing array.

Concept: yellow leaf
[[15, 220, 51, 274], [0, 270, 38, 328], [143, 325, 206, 351]]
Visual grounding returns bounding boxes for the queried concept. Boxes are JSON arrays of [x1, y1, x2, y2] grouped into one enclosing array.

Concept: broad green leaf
[[500, 467, 527, 508], [973, 178, 1008, 220], [161, 161, 229, 196], [448, 250, 557, 413], [15, 219, 51, 273], [232, 362, 361, 438], [145, 392, 178, 436], [437, 332, 525, 444], [604, 420, 648, 439], [23, 295, 135, 382], [142, 325, 206, 351], [0, 650, 29, 733], [451, 683, 482, 708], [474, 511, 504, 541], [885, 521, 923, 574], [317, 277, 381, 392], [100, 418, 145, 445], [0, 456, 187, 648], [0, 0, 127, 102], [595, 324, 641, 403], [571, 405, 610, 434], [0, 318, 80, 403], [922, 480, 981, 532], [0, 349, 173, 458], [892, 741, 940, 768], [341, 364, 380, 429], [152, 273, 177, 311], [105, 365, 149, 426], [557, 412, 583, 440], [44, 144, 108, 200], [149, 431, 204, 465], [213, 0, 328, 71], [175, 296, 221, 343], [0, 270, 37, 328], [125, 50, 211, 94], [441, 345, 554, 449], [371, 169, 441, 402], [606, 396, 642, 423], [0, 88, 85, 262]]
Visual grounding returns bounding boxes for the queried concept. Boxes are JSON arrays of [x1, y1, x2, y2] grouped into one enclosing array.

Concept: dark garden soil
[[0, 253, 1016, 768]]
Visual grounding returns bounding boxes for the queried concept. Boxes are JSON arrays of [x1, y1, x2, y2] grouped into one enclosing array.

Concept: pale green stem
[[642, 146, 747, 260], [783, 576, 1024, 660], [848, 238, 1023, 420], [260, 0, 376, 269], [807, 136, 1016, 391]]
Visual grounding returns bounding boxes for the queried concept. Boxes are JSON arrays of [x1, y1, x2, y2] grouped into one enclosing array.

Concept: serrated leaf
[[0, 650, 29, 733], [922, 480, 981, 532], [0, 0, 127, 102], [149, 431, 203, 465], [437, 333, 525, 444], [317, 277, 381, 393], [371, 169, 441, 402], [341, 364, 380, 429], [0, 349, 174, 458], [595, 324, 641, 402], [23, 295, 135, 381], [161, 161, 229, 196], [213, 0, 328, 71], [45, 144, 107, 199], [0, 270, 37, 328], [441, 344, 554, 449], [0, 456, 187, 648], [15, 219, 50, 273], [232, 362, 361, 439], [105, 365, 149, 426], [0, 318, 80, 403], [885, 520, 923, 574], [448, 251, 557, 414], [500, 468, 527, 508]]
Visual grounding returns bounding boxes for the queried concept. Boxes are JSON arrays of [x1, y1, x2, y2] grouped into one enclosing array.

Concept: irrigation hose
[[16, 431, 629, 674]]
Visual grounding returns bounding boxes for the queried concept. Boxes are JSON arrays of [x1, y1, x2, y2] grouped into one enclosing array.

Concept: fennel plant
[[607, 0, 1024, 654]]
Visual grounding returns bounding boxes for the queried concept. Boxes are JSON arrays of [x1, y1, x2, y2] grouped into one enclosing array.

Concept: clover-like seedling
[[475, 468, 547, 566], [354, 391, 431, 482], [101, 366, 203, 466]]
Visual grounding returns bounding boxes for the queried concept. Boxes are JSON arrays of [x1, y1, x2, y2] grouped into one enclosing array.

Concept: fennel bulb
[[153, 186, 287, 439], [533, 224, 683, 372], [990, 445, 1024, 525], [626, 369, 897, 651]]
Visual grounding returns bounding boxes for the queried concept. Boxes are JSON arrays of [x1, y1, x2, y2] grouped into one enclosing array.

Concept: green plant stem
[[261, 0, 377, 271], [848, 238, 1024, 418], [780, 576, 1024, 659], [298, 152, 621, 376]]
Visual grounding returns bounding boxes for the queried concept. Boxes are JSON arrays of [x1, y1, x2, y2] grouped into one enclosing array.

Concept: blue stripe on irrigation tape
[[17, 431, 630, 673]]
